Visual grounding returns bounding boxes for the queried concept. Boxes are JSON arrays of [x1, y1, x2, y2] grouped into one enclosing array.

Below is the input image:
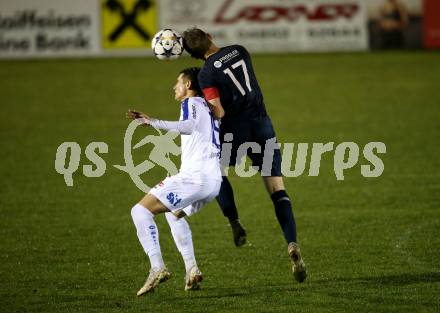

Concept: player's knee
[[138, 193, 167, 215], [131, 203, 151, 220], [263, 176, 285, 194], [131, 204, 141, 220], [173, 209, 187, 219]]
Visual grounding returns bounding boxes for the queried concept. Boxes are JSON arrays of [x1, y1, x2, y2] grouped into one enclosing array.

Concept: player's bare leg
[[131, 194, 171, 296], [263, 176, 307, 283]]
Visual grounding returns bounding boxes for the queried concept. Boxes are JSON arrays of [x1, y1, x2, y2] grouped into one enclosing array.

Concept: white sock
[[165, 212, 197, 272], [131, 204, 165, 270]]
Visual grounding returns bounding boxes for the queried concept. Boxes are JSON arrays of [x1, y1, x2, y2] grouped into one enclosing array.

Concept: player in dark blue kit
[[182, 28, 306, 282]]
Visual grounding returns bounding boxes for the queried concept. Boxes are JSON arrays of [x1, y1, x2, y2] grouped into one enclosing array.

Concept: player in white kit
[[127, 67, 222, 296]]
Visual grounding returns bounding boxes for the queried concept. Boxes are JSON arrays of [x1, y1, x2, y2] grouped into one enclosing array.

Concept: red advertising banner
[[159, 0, 369, 53], [423, 0, 440, 48]]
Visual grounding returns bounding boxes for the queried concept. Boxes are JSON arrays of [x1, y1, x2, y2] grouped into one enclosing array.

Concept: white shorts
[[149, 172, 221, 216]]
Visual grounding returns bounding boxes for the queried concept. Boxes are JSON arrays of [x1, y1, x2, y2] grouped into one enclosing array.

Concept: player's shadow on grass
[[315, 271, 440, 287], [176, 284, 297, 300], [166, 272, 440, 301]]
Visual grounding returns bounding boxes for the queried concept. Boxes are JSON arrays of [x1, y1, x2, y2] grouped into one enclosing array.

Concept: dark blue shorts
[[219, 116, 282, 177]]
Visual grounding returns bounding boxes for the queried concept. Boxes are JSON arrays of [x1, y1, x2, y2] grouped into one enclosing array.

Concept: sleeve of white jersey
[[149, 98, 198, 135]]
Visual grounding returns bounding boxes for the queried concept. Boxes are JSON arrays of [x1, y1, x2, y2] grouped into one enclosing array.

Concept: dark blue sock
[[216, 176, 239, 222], [271, 190, 297, 243]]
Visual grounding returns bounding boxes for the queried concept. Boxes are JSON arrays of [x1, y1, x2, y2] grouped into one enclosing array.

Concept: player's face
[[173, 74, 190, 101]]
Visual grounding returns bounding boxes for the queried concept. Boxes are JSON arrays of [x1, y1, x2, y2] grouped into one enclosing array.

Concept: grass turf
[[0, 51, 439, 312]]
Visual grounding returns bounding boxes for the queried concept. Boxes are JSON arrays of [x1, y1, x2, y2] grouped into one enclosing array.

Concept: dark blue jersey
[[198, 45, 267, 121]]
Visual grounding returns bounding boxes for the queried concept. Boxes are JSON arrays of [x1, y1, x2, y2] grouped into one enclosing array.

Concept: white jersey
[[148, 96, 221, 214], [178, 97, 221, 179]]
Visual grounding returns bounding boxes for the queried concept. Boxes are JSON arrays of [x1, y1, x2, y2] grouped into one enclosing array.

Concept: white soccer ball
[[151, 29, 183, 61]]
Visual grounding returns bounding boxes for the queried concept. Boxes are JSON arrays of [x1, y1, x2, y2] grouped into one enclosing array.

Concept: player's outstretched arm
[[207, 98, 225, 119], [150, 119, 195, 135], [126, 107, 198, 134], [126, 109, 195, 134]]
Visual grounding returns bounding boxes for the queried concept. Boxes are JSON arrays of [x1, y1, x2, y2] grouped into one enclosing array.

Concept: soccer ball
[[151, 29, 183, 61]]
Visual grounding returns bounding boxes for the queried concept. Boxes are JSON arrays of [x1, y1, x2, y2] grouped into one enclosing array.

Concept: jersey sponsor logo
[[166, 192, 182, 207], [192, 104, 197, 119], [217, 49, 239, 64], [214, 0, 359, 24]]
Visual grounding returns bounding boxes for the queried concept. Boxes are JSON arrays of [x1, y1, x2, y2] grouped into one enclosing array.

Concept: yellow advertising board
[[101, 0, 156, 49]]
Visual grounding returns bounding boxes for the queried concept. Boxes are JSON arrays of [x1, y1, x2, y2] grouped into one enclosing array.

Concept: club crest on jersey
[[214, 61, 222, 68], [167, 192, 182, 207]]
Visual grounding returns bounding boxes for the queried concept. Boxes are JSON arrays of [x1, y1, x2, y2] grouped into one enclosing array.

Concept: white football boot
[[185, 266, 203, 291], [136, 267, 171, 296]]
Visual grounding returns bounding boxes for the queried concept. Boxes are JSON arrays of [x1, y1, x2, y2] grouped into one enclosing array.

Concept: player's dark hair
[[180, 67, 202, 96], [182, 28, 211, 60]]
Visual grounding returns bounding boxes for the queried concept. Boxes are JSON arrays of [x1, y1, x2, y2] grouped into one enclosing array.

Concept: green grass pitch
[[1, 51, 439, 312]]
